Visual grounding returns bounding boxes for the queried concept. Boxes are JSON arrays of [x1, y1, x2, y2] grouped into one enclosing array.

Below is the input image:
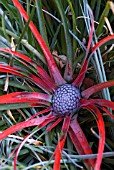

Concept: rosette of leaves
[[0, 0, 114, 170]]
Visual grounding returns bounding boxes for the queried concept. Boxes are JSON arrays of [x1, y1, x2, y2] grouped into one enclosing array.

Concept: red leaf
[[91, 34, 114, 55], [12, 0, 66, 86], [47, 117, 63, 131], [0, 92, 51, 105], [73, 35, 114, 88], [82, 80, 114, 99], [80, 99, 114, 110], [73, 6, 94, 87], [29, 73, 54, 93], [0, 64, 23, 77], [0, 48, 31, 62], [0, 113, 55, 140], [0, 48, 56, 92], [64, 61, 73, 81], [53, 115, 71, 170], [72, 60, 88, 87], [68, 118, 95, 168], [29, 74, 55, 93], [0, 64, 54, 93], [102, 107, 114, 119], [29, 107, 52, 120], [85, 6, 94, 59], [85, 105, 105, 170], [39, 114, 56, 128], [14, 135, 29, 170]]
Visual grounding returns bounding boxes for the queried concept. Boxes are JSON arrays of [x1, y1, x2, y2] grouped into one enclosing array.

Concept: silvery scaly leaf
[[0, 8, 15, 32], [0, 36, 10, 47]]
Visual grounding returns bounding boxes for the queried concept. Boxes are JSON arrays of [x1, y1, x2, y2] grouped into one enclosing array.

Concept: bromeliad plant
[[0, 0, 114, 170]]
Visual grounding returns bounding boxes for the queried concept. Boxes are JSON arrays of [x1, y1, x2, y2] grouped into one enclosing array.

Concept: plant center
[[52, 84, 81, 116]]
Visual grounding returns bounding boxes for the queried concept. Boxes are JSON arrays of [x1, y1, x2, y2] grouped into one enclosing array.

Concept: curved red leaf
[[73, 6, 94, 87], [14, 135, 29, 170], [80, 99, 114, 110], [0, 114, 55, 140], [29, 107, 52, 120], [0, 64, 53, 93], [91, 35, 114, 54], [82, 80, 114, 99], [73, 34, 114, 88], [53, 115, 71, 170], [11, 0, 66, 86], [102, 107, 114, 119], [85, 105, 105, 170], [68, 118, 95, 168], [0, 64, 23, 76], [47, 117, 63, 131], [0, 48, 56, 92], [0, 92, 51, 105]]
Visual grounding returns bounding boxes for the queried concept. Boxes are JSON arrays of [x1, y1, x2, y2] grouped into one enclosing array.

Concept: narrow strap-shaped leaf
[[91, 34, 114, 54], [80, 99, 114, 110], [67, 0, 77, 55], [0, 113, 55, 140], [102, 107, 114, 119], [82, 80, 114, 99], [12, 0, 66, 86], [64, 62, 73, 82], [47, 117, 63, 131], [54, 0, 73, 81], [36, 0, 49, 46], [14, 135, 29, 170], [29, 107, 52, 120], [73, 5, 94, 87], [0, 64, 23, 76], [73, 34, 114, 88], [0, 64, 53, 93], [96, 1, 111, 36], [68, 118, 95, 168], [84, 5, 95, 59], [85, 105, 105, 170], [53, 115, 71, 170], [0, 48, 56, 91], [0, 91, 51, 105], [29, 73, 55, 93]]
